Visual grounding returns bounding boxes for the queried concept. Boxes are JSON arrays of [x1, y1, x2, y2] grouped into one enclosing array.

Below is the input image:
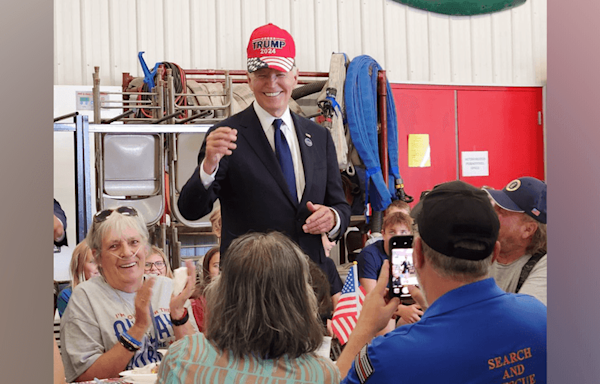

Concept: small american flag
[[332, 262, 365, 345]]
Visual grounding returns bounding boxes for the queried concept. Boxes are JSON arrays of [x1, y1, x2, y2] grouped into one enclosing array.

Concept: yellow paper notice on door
[[408, 134, 431, 167]]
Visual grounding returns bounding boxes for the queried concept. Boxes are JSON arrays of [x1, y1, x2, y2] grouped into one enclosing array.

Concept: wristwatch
[[171, 308, 189, 326]]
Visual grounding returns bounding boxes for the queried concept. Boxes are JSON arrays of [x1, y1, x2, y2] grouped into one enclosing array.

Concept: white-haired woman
[[60, 206, 195, 382], [158, 232, 340, 383]]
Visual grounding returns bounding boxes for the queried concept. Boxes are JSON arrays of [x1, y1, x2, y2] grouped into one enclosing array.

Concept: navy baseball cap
[[485, 177, 547, 224], [414, 180, 500, 261]]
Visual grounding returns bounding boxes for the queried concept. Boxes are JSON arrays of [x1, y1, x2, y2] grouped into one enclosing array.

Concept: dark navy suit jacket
[[178, 105, 351, 265]]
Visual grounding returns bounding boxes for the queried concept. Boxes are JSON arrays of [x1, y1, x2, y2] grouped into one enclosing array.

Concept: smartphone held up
[[388, 235, 417, 298]]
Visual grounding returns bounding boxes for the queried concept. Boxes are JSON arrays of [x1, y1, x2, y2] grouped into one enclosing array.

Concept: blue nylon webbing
[[345, 55, 402, 212], [385, 80, 402, 196], [326, 95, 342, 117]]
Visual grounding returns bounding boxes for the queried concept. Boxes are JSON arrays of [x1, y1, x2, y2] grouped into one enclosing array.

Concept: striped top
[[157, 333, 341, 383]]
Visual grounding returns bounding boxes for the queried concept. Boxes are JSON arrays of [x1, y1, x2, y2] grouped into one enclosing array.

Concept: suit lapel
[[292, 113, 315, 206], [238, 105, 299, 206]]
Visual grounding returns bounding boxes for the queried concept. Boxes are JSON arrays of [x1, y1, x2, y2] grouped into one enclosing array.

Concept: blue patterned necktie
[[273, 118, 297, 200]]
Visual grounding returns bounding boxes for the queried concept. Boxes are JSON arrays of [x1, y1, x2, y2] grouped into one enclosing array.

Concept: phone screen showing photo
[[391, 248, 417, 295]]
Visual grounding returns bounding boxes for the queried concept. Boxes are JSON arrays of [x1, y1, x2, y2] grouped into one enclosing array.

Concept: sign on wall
[[76, 91, 109, 111], [461, 151, 490, 177], [408, 134, 431, 168]]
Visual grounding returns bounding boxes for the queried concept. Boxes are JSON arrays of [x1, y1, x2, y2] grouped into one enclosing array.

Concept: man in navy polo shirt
[[336, 180, 547, 384]]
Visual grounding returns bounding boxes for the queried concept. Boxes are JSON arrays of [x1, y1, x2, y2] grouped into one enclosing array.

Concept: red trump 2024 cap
[[247, 23, 296, 73]]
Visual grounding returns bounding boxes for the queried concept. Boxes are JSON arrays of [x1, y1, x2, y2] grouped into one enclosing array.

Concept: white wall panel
[[511, 0, 535, 84], [80, 0, 112, 85], [383, 1, 408, 81], [337, 0, 363, 61], [428, 13, 451, 82], [491, 10, 513, 84], [313, 0, 340, 72], [449, 16, 472, 83], [216, 0, 243, 70], [291, 0, 317, 71], [470, 14, 493, 84], [136, 0, 164, 78], [266, 0, 291, 28], [405, 7, 429, 81], [54, 0, 546, 86], [531, 0, 547, 84], [241, 0, 267, 53], [359, 0, 386, 66], [163, 0, 191, 67], [107, 0, 138, 85], [190, 0, 218, 70], [55, 0, 83, 84]]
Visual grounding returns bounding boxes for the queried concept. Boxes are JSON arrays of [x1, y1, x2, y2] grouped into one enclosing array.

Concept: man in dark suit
[[178, 23, 351, 287]]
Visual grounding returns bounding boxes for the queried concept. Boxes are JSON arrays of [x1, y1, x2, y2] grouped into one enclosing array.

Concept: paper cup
[[315, 336, 332, 359]]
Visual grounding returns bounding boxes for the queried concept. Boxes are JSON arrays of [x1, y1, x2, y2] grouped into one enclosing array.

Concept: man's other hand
[[303, 202, 335, 234], [203, 127, 237, 174]]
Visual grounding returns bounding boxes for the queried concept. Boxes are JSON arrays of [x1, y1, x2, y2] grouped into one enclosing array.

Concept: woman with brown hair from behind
[[158, 232, 340, 383]]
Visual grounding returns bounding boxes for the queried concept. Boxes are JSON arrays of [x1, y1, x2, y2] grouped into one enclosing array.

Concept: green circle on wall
[[391, 0, 526, 16]]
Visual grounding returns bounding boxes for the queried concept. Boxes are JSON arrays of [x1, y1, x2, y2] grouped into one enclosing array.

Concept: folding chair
[[95, 132, 166, 231]]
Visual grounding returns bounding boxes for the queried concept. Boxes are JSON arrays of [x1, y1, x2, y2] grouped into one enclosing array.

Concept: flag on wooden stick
[[332, 262, 366, 345]]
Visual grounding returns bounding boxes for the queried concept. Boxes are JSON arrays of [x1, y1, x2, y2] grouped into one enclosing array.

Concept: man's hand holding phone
[[336, 260, 400, 378], [394, 303, 424, 324], [355, 260, 401, 337]]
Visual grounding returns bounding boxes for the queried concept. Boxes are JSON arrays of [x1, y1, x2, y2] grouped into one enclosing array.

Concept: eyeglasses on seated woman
[[144, 245, 173, 278]]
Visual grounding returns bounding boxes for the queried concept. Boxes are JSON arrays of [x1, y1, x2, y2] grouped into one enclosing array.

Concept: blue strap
[[345, 56, 392, 212], [138, 52, 160, 90], [121, 330, 142, 347], [364, 166, 384, 222], [326, 95, 342, 117], [273, 119, 297, 200], [385, 79, 402, 196], [345, 55, 407, 211], [365, 167, 381, 179]]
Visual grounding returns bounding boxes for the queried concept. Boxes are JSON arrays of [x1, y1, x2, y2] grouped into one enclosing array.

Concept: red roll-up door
[[457, 87, 544, 189], [390, 84, 544, 205], [392, 85, 458, 205]]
